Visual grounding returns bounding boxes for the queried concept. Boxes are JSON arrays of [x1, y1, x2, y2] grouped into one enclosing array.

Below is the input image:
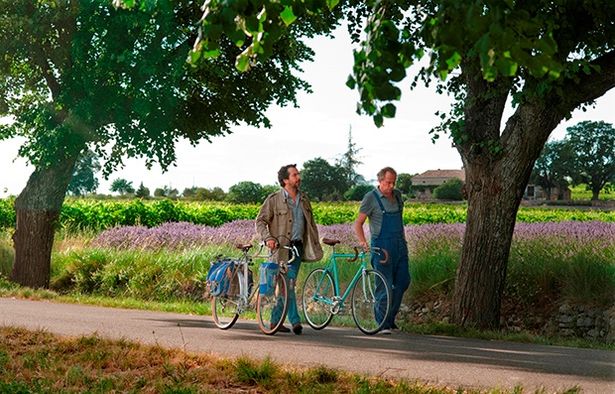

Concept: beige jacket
[[255, 189, 323, 263]]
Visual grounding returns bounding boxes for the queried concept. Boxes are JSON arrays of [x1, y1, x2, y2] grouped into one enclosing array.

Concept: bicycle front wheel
[[301, 268, 334, 330], [211, 270, 242, 330], [257, 273, 289, 335], [351, 269, 390, 335]]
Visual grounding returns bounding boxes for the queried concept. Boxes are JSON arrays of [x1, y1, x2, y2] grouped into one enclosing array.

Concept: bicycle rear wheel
[[257, 273, 289, 335], [301, 268, 334, 330], [351, 269, 390, 335], [211, 270, 242, 329]]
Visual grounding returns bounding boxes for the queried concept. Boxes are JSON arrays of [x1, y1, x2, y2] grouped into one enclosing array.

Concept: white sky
[[1, 27, 614, 196]]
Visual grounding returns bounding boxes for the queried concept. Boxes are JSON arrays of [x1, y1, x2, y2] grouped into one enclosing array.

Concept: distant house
[[524, 184, 571, 201], [412, 169, 465, 199]]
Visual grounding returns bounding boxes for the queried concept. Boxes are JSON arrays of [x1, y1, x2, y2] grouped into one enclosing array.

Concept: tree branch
[[556, 51, 615, 117]]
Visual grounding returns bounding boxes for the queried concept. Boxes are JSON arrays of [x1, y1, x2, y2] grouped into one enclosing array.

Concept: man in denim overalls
[[353, 167, 410, 334]]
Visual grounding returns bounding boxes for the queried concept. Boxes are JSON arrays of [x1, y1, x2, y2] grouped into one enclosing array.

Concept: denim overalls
[[371, 190, 411, 329]]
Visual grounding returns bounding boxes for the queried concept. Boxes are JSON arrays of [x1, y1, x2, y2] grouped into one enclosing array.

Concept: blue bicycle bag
[[206, 259, 235, 297]]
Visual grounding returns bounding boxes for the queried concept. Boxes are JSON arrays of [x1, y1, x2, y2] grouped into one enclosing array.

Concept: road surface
[[1, 297, 613, 393]]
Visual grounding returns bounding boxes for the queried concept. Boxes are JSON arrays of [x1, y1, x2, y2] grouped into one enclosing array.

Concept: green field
[[0, 197, 613, 230]]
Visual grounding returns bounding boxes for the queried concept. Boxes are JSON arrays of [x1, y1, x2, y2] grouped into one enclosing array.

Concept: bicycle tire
[[256, 272, 289, 335], [211, 269, 242, 329], [301, 268, 335, 330], [351, 269, 390, 335]]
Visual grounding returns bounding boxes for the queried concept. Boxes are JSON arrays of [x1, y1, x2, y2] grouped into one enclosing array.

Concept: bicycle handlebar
[[345, 246, 389, 264], [256, 236, 299, 265]]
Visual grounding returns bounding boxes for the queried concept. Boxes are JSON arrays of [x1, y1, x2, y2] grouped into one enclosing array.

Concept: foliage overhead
[[191, 0, 615, 134], [0, 0, 328, 176]]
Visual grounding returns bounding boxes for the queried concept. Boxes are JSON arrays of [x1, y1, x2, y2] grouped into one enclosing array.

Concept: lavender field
[[61, 220, 613, 308]]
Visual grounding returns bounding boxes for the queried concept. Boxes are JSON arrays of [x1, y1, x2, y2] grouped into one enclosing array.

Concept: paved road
[[1, 297, 614, 393]]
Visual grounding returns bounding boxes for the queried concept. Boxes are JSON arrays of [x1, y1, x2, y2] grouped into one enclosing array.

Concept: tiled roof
[[413, 169, 465, 181]]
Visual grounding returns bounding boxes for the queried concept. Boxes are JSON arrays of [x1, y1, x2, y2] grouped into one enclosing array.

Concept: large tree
[[0, 0, 333, 288], [195, 0, 615, 328], [565, 121, 615, 200]]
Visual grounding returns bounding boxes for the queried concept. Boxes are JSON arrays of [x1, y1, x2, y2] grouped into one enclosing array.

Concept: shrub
[[433, 179, 464, 200], [344, 184, 373, 201]]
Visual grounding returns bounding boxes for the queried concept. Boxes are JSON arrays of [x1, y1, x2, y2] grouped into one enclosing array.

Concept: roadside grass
[[0, 326, 581, 394]]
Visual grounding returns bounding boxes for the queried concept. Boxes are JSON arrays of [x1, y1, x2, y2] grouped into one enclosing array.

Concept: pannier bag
[[206, 259, 235, 297], [259, 261, 279, 296]]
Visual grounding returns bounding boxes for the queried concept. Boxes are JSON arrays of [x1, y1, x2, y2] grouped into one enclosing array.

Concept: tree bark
[[11, 154, 79, 288], [451, 68, 562, 328], [451, 161, 525, 328]]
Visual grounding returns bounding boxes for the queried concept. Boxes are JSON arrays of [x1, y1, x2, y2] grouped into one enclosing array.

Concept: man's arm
[[255, 196, 275, 249], [354, 212, 369, 251]]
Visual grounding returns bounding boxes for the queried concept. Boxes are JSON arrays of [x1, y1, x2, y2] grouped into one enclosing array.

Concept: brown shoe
[[276, 325, 291, 333], [292, 324, 303, 335]]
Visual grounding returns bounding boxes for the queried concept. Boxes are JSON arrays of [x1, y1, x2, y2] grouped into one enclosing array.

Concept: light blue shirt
[[284, 189, 305, 241]]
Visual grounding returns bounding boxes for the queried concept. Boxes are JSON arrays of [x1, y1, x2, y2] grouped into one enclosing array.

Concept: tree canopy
[[0, 0, 324, 176], [1, 0, 338, 288]]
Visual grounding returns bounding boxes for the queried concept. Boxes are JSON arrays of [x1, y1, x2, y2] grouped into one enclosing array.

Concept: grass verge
[[0, 326, 582, 394]]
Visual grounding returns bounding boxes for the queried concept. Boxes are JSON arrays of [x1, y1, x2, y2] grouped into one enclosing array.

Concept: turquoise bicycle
[[300, 238, 391, 335]]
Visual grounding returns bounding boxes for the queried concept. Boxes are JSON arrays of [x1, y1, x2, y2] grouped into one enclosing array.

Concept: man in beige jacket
[[256, 164, 323, 334]]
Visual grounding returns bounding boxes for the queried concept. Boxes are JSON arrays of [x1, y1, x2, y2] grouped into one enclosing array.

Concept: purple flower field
[[92, 220, 615, 252]]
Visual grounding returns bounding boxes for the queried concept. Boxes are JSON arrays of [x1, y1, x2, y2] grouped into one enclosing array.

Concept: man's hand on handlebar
[[265, 238, 277, 251]]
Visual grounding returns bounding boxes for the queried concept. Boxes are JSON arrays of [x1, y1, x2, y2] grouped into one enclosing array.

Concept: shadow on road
[[147, 315, 615, 380]]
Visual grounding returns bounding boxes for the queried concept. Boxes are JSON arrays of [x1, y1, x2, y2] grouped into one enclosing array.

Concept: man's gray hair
[[377, 166, 397, 181]]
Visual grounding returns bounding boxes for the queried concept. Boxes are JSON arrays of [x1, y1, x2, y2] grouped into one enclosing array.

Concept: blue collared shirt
[[284, 189, 305, 241]]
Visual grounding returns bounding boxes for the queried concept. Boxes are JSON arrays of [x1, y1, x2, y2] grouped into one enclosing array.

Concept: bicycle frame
[[313, 246, 383, 313]]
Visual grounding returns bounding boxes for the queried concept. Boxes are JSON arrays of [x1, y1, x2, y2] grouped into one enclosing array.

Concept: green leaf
[[346, 75, 356, 89], [203, 48, 221, 58], [235, 53, 251, 72], [326, 0, 340, 10], [496, 58, 518, 76], [373, 113, 383, 128], [381, 103, 396, 118], [445, 51, 461, 69], [188, 50, 201, 64], [245, 16, 259, 33], [280, 6, 297, 26]]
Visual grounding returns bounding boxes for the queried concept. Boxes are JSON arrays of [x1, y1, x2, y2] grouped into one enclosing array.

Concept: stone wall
[[556, 303, 615, 343], [404, 299, 615, 343]]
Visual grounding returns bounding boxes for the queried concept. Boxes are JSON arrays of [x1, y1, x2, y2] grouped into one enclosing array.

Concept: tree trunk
[[451, 83, 558, 329], [451, 161, 525, 329], [591, 188, 600, 201], [11, 155, 78, 288]]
